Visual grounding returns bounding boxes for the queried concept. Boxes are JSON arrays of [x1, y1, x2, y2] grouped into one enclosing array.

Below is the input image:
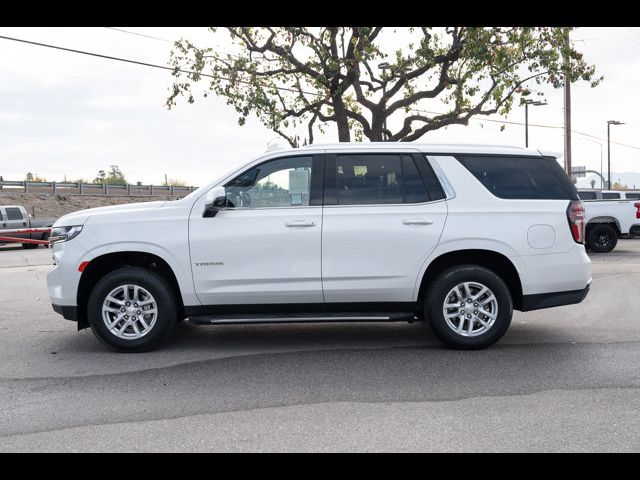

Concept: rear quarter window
[[456, 155, 578, 200]]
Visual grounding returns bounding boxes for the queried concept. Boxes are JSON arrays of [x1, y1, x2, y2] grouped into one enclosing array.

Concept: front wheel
[[424, 265, 513, 349], [87, 267, 177, 352]]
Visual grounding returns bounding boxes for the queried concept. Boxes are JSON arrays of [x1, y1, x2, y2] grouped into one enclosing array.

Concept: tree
[[612, 181, 627, 191], [590, 179, 596, 189], [93, 165, 127, 185], [167, 27, 600, 146], [162, 177, 187, 187], [93, 170, 106, 184], [26, 172, 46, 182]]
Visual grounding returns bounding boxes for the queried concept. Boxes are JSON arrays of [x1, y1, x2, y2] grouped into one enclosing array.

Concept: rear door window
[[333, 154, 441, 205], [401, 155, 429, 203], [456, 155, 577, 200], [335, 154, 403, 205], [602, 192, 621, 199]]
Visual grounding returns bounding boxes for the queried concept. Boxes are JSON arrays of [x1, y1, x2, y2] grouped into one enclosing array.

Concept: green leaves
[[166, 27, 599, 144]]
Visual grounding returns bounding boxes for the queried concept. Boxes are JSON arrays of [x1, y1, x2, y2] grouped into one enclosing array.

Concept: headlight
[[49, 225, 83, 245]]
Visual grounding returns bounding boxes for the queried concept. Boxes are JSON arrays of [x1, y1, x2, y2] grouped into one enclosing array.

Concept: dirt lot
[[0, 193, 189, 219]]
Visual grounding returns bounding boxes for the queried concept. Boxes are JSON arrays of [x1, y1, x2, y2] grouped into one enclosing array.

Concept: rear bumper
[[52, 304, 78, 321], [520, 282, 591, 312], [630, 225, 640, 237]]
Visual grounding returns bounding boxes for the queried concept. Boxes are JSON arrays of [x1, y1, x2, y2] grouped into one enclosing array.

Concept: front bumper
[[520, 281, 591, 312]]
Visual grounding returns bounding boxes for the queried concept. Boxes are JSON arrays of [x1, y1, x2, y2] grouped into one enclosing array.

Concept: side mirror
[[203, 186, 227, 218]]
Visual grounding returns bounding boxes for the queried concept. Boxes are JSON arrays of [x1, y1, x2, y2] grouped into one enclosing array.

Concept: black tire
[[87, 267, 177, 352], [586, 224, 618, 253], [424, 265, 513, 350], [21, 243, 39, 249]]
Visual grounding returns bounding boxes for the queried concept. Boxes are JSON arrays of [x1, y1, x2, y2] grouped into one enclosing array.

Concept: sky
[[1, 27, 639, 188]]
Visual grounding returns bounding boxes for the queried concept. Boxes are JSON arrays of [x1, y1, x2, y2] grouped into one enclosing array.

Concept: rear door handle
[[402, 218, 433, 225], [285, 220, 316, 227]]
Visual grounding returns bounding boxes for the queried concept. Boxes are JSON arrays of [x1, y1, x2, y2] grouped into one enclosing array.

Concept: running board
[[188, 311, 417, 325]]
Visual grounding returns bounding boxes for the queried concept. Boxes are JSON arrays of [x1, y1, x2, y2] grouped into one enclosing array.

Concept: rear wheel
[[586, 224, 617, 253], [87, 267, 177, 352], [424, 265, 513, 349]]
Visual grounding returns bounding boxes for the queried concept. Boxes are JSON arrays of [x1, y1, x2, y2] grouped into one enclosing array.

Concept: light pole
[[607, 120, 624, 189], [523, 100, 547, 147], [378, 62, 391, 141]]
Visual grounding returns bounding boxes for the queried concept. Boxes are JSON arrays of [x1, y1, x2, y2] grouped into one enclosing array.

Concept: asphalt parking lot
[[0, 240, 639, 452]]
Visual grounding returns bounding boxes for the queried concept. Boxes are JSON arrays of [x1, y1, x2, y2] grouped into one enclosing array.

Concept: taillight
[[635, 202, 640, 219], [567, 200, 585, 244]]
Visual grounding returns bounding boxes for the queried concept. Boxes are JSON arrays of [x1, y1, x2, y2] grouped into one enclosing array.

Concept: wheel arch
[[416, 249, 524, 311], [586, 217, 621, 236], [76, 251, 184, 329]]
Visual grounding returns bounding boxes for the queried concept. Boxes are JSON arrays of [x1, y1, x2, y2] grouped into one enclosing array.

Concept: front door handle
[[285, 220, 316, 227], [402, 218, 433, 225]]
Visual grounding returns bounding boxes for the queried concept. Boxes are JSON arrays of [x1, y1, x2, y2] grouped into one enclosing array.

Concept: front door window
[[225, 156, 314, 208]]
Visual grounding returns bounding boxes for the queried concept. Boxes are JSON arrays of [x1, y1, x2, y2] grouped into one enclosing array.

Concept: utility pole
[[563, 27, 572, 176], [607, 123, 611, 189]]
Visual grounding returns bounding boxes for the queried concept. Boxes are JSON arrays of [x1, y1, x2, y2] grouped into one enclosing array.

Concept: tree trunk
[[332, 95, 351, 142], [368, 126, 384, 142], [368, 110, 384, 141]]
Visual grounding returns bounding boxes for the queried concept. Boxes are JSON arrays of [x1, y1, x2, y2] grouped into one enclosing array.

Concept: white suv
[[47, 143, 592, 352]]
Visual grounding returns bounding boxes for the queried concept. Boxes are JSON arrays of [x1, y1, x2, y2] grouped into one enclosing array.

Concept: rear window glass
[[456, 155, 574, 200], [578, 191, 598, 200], [625, 192, 640, 200]]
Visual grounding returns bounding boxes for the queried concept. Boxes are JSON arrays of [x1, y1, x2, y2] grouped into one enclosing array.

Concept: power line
[[107, 28, 635, 149], [105, 27, 173, 43], [1, 33, 638, 151], [622, 27, 640, 43], [0, 34, 186, 74], [411, 108, 640, 150], [0, 34, 312, 95], [611, 27, 640, 49], [104, 27, 245, 60]]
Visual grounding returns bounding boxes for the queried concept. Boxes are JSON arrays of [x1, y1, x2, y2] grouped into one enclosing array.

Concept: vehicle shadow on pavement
[[162, 319, 576, 352]]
